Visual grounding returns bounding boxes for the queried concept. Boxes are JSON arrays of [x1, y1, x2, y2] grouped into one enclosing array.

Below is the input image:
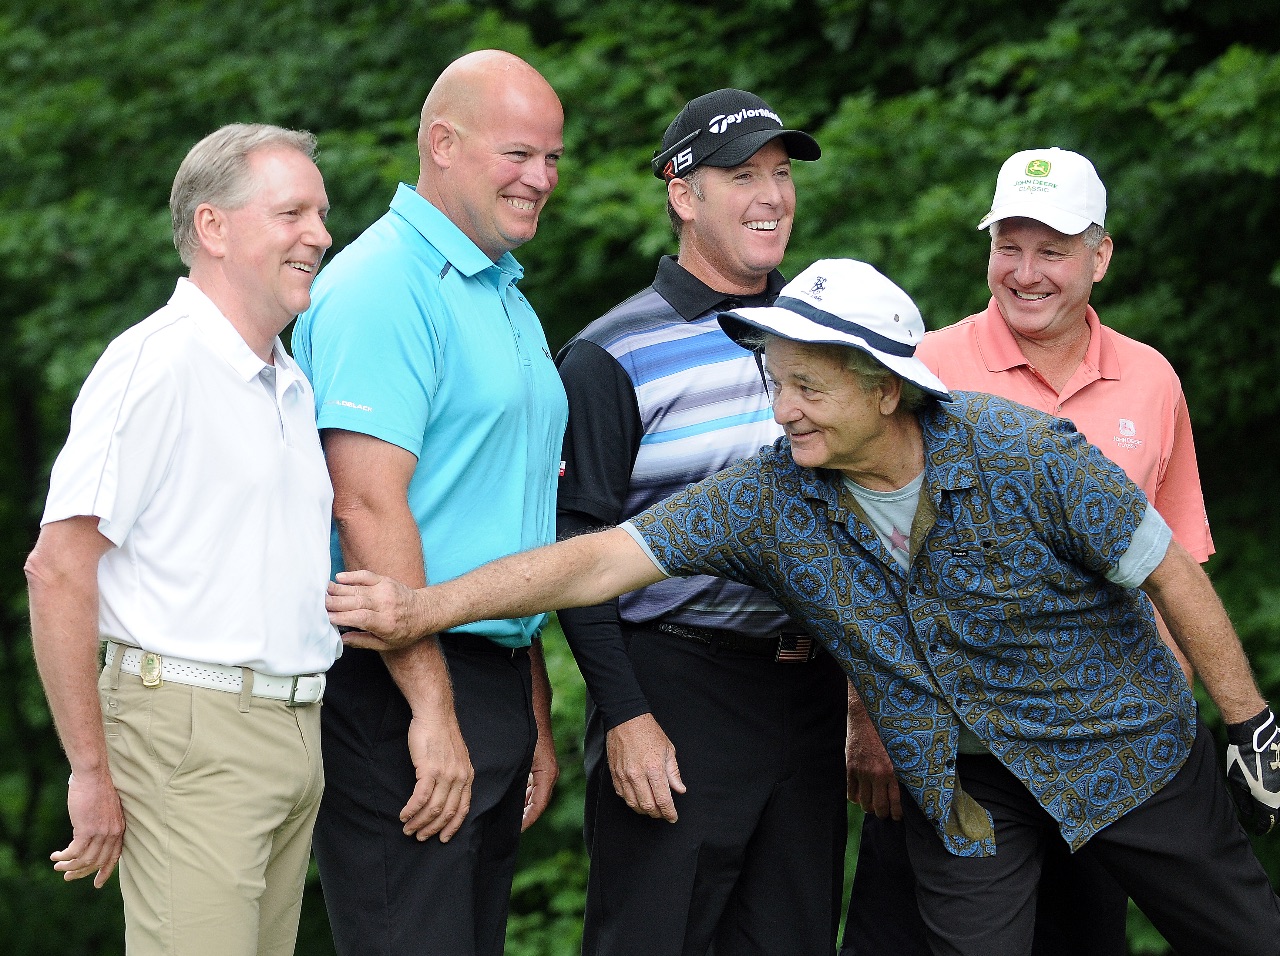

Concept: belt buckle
[[287, 674, 323, 706], [140, 651, 163, 687], [775, 635, 814, 663]]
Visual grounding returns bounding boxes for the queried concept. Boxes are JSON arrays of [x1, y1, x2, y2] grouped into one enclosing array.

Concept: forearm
[[556, 510, 650, 729], [847, 680, 890, 766], [409, 529, 665, 637], [336, 492, 453, 715], [529, 638, 553, 740], [559, 602, 651, 729], [1141, 541, 1265, 723], [25, 528, 111, 777]]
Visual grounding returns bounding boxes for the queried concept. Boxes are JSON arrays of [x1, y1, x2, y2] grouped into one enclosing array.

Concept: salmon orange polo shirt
[[918, 299, 1214, 562]]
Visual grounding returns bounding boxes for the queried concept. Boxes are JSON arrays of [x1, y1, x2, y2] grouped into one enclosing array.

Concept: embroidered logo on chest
[[1112, 418, 1143, 450]]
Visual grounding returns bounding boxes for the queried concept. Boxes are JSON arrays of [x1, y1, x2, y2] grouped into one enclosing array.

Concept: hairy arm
[[324, 428, 473, 842], [1140, 540, 1265, 723], [330, 527, 666, 651], [25, 516, 123, 887], [846, 680, 901, 820]]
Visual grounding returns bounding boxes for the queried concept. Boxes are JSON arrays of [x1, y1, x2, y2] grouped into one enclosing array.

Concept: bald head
[[415, 50, 564, 261], [419, 51, 559, 154]]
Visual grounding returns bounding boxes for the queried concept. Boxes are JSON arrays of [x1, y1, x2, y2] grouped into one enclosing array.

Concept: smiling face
[[765, 337, 897, 479], [987, 217, 1112, 347], [212, 146, 332, 334], [673, 139, 796, 294], [430, 74, 564, 261]]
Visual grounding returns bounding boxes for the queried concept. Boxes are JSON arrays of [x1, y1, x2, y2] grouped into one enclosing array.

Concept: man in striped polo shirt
[[554, 89, 849, 956]]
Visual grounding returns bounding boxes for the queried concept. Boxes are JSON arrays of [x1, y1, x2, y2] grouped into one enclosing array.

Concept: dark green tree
[[2, 2, 1277, 952]]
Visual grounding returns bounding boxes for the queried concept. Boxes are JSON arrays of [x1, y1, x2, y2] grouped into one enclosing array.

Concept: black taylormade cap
[[651, 89, 821, 181]]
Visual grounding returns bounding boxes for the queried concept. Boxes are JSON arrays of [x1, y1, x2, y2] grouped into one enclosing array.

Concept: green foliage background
[[2, 1, 1278, 953]]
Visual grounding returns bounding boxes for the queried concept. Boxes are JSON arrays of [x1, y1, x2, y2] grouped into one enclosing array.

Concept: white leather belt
[[104, 641, 324, 706]]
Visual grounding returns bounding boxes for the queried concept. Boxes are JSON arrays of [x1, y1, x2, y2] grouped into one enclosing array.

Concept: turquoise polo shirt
[[293, 184, 568, 646]]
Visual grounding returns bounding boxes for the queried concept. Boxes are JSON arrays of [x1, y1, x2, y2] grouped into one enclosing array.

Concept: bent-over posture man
[[330, 258, 1280, 956], [26, 123, 338, 956], [843, 148, 1218, 956], [292, 50, 566, 956], [556, 88, 847, 956]]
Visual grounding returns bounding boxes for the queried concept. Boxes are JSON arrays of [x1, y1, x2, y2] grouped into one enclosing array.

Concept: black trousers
[[582, 626, 848, 956], [900, 720, 1280, 956], [841, 813, 1127, 956], [313, 637, 535, 956]]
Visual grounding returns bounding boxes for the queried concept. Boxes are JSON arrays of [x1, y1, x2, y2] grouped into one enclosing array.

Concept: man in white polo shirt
[[24, 123, 340, 956]]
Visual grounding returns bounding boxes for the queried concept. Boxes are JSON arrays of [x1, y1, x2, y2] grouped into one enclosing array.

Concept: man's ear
[[667, 177, 700, 226], [878, 375, 903, 416], [193, 203, 228, 259], [425, 120, 459, 171], [1092, 234, 1114, 284]]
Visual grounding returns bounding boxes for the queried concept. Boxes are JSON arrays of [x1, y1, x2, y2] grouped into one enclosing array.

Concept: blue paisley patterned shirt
[[624, 392, 1197, 857]]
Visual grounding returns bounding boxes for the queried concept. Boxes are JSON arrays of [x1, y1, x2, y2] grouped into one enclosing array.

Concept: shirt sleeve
[[624, 456, 776, 589], [620, 522, 674, 575], [42, 335, 183, 545], [302, 262, 441, 456], [555, 339, 643, 522], [1153, 391, 1214, 563], [1024, 411, 1153, 579], [554, 338, 651, 729], [1106, 503, 1173, 588]]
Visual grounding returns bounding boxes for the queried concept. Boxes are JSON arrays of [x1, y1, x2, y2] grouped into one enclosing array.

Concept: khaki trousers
[[100, 660, 323, 956]]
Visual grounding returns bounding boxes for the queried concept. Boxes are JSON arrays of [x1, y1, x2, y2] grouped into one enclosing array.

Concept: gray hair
[[1079, 222, 1108, 249], [843, 346, 928, 411], [667, 166, 707, 238], [170, 123, 318, 267], [739, 331, 929, 412], [988, 220, 1109, 251]]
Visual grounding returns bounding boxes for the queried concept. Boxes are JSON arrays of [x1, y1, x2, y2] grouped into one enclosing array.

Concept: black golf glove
[[1226, 705, 1280, 835]]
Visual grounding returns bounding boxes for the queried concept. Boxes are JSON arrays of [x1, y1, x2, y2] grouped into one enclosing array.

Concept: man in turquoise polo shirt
[[291, 49, 567, 956]]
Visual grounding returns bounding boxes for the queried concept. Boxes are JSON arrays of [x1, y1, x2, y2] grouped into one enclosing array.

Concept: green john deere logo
[[1025, 159, 1051, 177]]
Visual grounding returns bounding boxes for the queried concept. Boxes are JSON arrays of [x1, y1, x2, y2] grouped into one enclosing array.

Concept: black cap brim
[[701, 129, 821, 169]]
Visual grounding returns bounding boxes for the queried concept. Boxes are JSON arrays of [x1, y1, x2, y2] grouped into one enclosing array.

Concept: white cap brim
[[976, 201, 1094, 236], [720, 305, 951, 401]]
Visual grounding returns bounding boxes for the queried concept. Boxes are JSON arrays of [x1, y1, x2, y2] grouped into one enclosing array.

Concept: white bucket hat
[[718, 259, 950, 401], [976, 147, 1106, 235]]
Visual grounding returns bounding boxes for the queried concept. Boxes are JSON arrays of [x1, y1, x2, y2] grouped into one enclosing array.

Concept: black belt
[[654, 622, 819, 663]]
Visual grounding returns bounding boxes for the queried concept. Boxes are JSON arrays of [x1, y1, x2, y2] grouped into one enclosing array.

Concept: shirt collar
[[389, 183, 524, 283], [976, 299, 1118, 381], [652, 255, 786, 321], [917, 398, 980, 494], [171, 278, 296, 385]]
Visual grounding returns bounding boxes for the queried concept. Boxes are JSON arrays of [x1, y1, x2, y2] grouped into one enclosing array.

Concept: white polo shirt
[[43, 278, 340, 676]]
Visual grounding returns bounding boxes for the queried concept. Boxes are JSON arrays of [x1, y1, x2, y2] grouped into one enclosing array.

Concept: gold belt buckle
[[140, 651, 163, 687]]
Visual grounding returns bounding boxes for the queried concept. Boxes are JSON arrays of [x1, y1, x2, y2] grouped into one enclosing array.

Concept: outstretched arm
[[329, 528, 666, 652]]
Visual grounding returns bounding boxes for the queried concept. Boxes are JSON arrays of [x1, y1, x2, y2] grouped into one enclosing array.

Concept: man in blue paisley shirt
[[329, 258, 1280, 956]]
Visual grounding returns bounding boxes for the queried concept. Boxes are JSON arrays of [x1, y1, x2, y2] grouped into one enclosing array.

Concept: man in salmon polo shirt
[[840, 147, 1215, 956]]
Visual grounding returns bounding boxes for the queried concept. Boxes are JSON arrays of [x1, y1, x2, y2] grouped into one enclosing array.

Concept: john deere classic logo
[[1025, 159, 1052, 177]]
